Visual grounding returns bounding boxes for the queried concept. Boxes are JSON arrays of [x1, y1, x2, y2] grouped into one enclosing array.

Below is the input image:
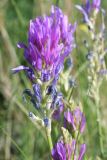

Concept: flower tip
[[11, 65, 29, 74], [17, 42, 26, 49], [75, 5, 81, 9]]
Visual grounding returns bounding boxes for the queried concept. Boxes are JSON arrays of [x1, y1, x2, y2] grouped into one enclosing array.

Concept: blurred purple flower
[[52, 140, 86, 160], [64, 108, 86, 133], [51, 140, 75, 160], [78, 144, 87, 160], [92, 0, 101, 12], [52, 141, 66, 160], [84, 0, 91, 14], [76, 0, 101, 23], [76, 4, 90, 24], [15, 6, 76, 82], [64, 110, 76, 130]]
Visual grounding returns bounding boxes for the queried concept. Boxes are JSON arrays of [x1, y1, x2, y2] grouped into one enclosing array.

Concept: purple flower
[[16, 6, 76, 82], [64, 110, 76, 131], [51, 140, 86, 160], [76, 0, 101, 23], [84, 0, 91, 14], [51, 140, 75, 160], [52, 141, 66, 160], [92, 0, 101, 12], [64, 108, 86, 133]]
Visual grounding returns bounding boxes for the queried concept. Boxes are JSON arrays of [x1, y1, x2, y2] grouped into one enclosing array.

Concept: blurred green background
[[0, 0, 107, 159]]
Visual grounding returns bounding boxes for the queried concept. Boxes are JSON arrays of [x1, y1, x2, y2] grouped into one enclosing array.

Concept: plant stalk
[[45, 119, 53, 159], [95, 88, 104, 158]]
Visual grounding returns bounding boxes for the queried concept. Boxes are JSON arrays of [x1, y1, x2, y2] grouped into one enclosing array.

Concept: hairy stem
[[45, 120, 53, 159]]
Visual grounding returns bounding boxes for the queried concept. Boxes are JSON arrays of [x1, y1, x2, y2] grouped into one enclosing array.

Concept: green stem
[[68, 87, 74, 102], [46, 128, 53, 151], [45, 120, 53, 158], [95, 89, 104, 158]]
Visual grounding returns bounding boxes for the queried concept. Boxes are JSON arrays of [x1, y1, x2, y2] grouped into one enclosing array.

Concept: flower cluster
[[12, 6, 76, 82], [52, 141, 86, 160], [12, 6, 76, 126], [52, 108, 86, 160]]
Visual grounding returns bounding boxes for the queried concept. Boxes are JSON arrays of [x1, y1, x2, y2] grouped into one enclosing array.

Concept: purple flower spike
[[78, 144, 86, 160], [52, 142, 66, 160], [73, 108, 86, 133], [51, 139, 77, 160], [16, 6, 76, 82], [64, 111, 76, 131], [64, 108, 86, 133]]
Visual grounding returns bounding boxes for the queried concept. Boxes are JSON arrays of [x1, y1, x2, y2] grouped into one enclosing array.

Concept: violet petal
[[11, 65, 29, 74], [75, 5, 90, 23], [78, 144, 86, 160]]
